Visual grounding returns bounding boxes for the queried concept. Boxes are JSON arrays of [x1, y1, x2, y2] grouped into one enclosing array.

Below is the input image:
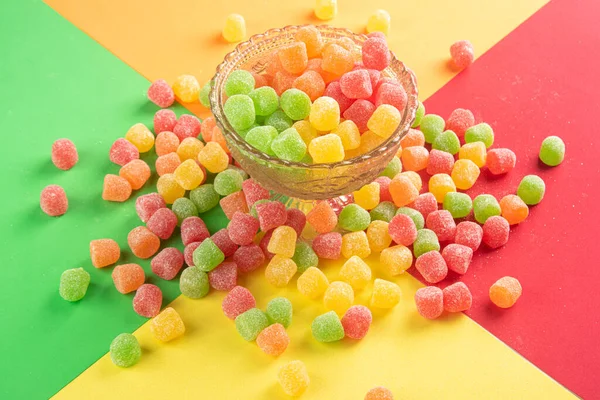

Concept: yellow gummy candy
[[297, 267, 329, 299], [339, 256, 372, 289], [293, 120, 318, 145], [331, 120, 360, 150], [309, 97, 340, 131], [278, 360, 310, 397], [308, 134, 345, 163], [429, 173, 456, 203], [173, 74, 200, 103], [265, 255, 298, 287], [222, 14, 246, 43], [150, 307, 185, 342], [177, 137, 204, 161], [353, 182, 380, 210], [341, 231, 371, 259], [314, 0, 337, 20], [459, 141, 487, 168], [174, 159, 204, 190], [156, 173, 185, 204], [371, 278, 401, 308], [197, 142, 229, 173], [267, 226, 298, 258], [380, 245, 413, 275], [366, 220, 392, 253], [323, 281, 354, 315], [367, 104, 401, 139], [366, 9, 391, 36], [451, 159, 480, 190], [125, 123, 155, 153]]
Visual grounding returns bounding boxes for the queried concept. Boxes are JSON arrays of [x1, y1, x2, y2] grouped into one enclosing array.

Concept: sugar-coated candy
[[172, 198, 198, 225], [279, 42, 308, 75], [367, 104, 401, 139], [490, 276, 522, 308], [199, 80, 212, 107], [110, 333, 141, 368], [539, 136, 565, 166], [102, 174, 132, 202], [223, 13, 246, 43], [450, 40, 474, 69], [442, 244, 473, 275], [256, 323, 289, 356], [370, 202, 396, 223], [208, 261, 237, 291], [331, 120, 360, 151], [390, 174, 420, 209], [459, 142, 487, 168], [155, 131, 180, 156], [455, 221, 483, 251], [366, 220, 392, 252], [179, 267, 209, 298], [339, 204, 371, 231], [312, 232, 342, 259], [150, 307, 185, 342], [90, 239, 120, 268], [380, 245, 412, 276], [110, 138, 139, 166], [266, 297, 293, 328], [465, 123, 494, 148], [340, 69, 372, 99], [246, 125, 278, 155], [154, 109, 177, 134], [401, 146, 429, 171], [427, 149, 455, 175], [293, 120, 319, 146], [213, 169, 243, 196], [473, 194, 501, 224], [265, 255, 298, 287], [226, 212, 259, 246], [125, 123, 155, 153], [283, 209, 306, 238], [443, 282, 472, 312], [365, 386, 394, 400], [278, 360, 310, 397], [40, 185, 68, 217], [51, 139, 78, 170], [307, 201, 338, 233], [233, 244, 265, 273], [177, 137, 204, 161], [367, 9, 391, 35], [412, 101, 425, 128], [413, 229, 440, 258], [201, 116, 216, 142], [242, 179, 269, 207], [249, 86, 279, 117], [388, 214, 417, 246], [281, 89, 311, 121], [295, 25, 323, 58], [309, 97, 340, 132], [324, 281, 354, 315], [256, 201, 287, 231], [59, 268, 90, 301], [312, 310, 345, 342], [211, 228, 239, 257], [225, 70, 255, 97], [151, 248, 184, 280], [127, 226, 160, 259], [420, 114, 445, 144], [426, 210, 456, 242], [156, 173, 185, 204], [294, 70, 325, 101], [146, 208, 177, 240], [396, 206, 424, 230], [174, 115, 201, 141], [112, 263, 145, 294], [198, 142, 229, 173], [184, 242, 201, 267], [284, 243, 315, 275], [429, 173, 456, 203], [362, 37, 390, 71], [224, 94, 256, 132], [322, 43, 354, 77], [415, 286, 444, 320], [173, 74, 200, 103], [482, 216, 510, 249], [500, 194, 529, 225], [155, 153, 181, 176], [272, 71, 297, 96], [339, 305, 372, 341], [371, 278, 401, 308], [222, 286, 256, 319], [487, 148, 516, 175], [415, 251, 447, 283], [374, 176, 392, 202], [380, 157, 402, 179], [148, 79, 175, 108], [343, 99, 376, 132], [443, 192, 473, 219], [180, 216, 209, 246], [353, 182, 380, 211], [220, 191, 250, 219], [315, 0, 337, 19], [400, 128, 425, 148], [189, 185, 219, 214], [446, 108, 474, 137], [297, 266, 329, 299], [193, 238, 225, 272], [340, 256, 372, 289], [213, 125, 230, 153], [271, 128, 308, 162], [235, 308, 269, 341], [133, 284, 162, 317], [325, 81, 354, 114], [433, 130, 460, 155], [259, 230, 275, 260], [517, 174, 545, 205], [268, 226, 298, 258], [119, 159, 150, 190], [409, 192, 437, 220]]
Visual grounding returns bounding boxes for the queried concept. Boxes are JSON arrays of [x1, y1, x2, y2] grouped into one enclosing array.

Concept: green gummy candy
[[199, 80, 213, 107], [266, 297, 293, 328], [227, 165, 249, 180], [432, 130, 460, 155], [237, 123, 260, 139], [224, 94, 256, 131], [246, 125, 278, 155], [411, 101, 425, 128], [280, 88, 311, 121], [190, 184, 220, 214], [311, 311, 344, 343], [370, 201, 397, 223], [465, 123, 494, 148], [413, 229, 440, 257], [338, 204, 371, 232], [292, 241, 319, 273], [179, 267, 209, 298], [225, 70, 255, 96], [59, 267, 90, 302], [443, 192, 473, 218], [395, 207, 424, 230], [473, 194, 501, 223], [539, 136, 565, 166], [172, 197, 198, 225], [193, 238, 225, 272], [271, 127, 307, 162], [235, 308, 269, 341], [110, 333, 141, 368], [250, 199, 270, 218], [517, 175, 545, 205], [249, 86, 279, 116], [265, 109, 293, 133], [379, 156, 402, 179], [214, 169, 244, 196], [420, 114, 445, 144]]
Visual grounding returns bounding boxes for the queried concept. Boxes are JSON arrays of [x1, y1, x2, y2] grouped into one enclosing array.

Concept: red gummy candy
[[228, 212, 260, 246], [409, 193, 438, 220], [51, 139, 78, 170], [40, 185, 68, 216], [259, 230, 275, 260], [482, 216, 510, 249], [374, 176, 392, 202], [324, 81, 355, 114], [284, 208, 306, 237], [255, 201, 287, 232], [362, 37, 390, 71], [147, 79, 175, 108], [109, 138, 139, 166], [133, 284, 163, 317], [151, 247, 184, 280], [312, 232, 342, 260], [184, 241, 202, 267], [426, 210, 457, 242], [388, 214, 417, 246], [340, 69, 373, 99], [446, 108, 474, 137], [135, 193, 166, 223], [454, 221, 483, 251], [146, 208, 178, 240], [233, 244, 266, 273], [442, 244, 473, 275], [427, 149, 455, 176], [212, 229, 239, 257], [173, 114, 201, 141], [343, 99, 376, 132], [486, 148, 516, 175], [341, 305, 372, 339], [375, 82, 407, 112], [222, 286, 256, 319], [153, 109, 177, 134], [180, 216, 210, 246], [415, 251, 448, 283], [415, 286, 444, 319], [208, 261, 238, 291], [443, 282, 472, 312], [242, 179, 270, 207]]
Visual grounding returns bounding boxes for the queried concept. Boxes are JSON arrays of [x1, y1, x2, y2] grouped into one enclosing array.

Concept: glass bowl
[[210, 25, 418, 205]]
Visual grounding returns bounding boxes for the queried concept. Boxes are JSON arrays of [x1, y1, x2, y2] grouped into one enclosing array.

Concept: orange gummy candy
[[278, 42, 308, 75], [90, 239, 120, 268], [401, 146, 429, 171], [295, 26, 324, 58], [389, 175, 419, 207], [102, 174, 132, 202], [499, 194, 529, 225], [321, 44, 354, 77], [119, 159, 151, 190], [489, 276, 522, 308], [306, 201, 338, 233], [256, 323, 290, 356], [293, 70, 326, 101], [127, 226, 160, 259], [112, 263, 145, 294], [155, 153, 181, 176]]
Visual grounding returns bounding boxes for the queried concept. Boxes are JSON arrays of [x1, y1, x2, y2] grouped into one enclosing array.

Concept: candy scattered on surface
[[312, 310, 345, 342], [110, 333, 141, 368], [490, 276, 522, 308], [51, 139, 78, 170], [147, 79, 175, 108], [40, 184, 68, 216], [235, 308, 269, 341], [150, 307, 185, 342], [112, 263, 145, 294], [414, 286, 444, 320], [133, 284, 162, 318], [90, 239, 120, 268], [256, 323, 289, 356], [539, 135, 565, 166], [278, 360, 310, 396], [341, 305, 372, 339], [365, 386, 394, 400], [266, 297, 293, 328], [59, 268, 90, 302], [450, 40, 474, 69]]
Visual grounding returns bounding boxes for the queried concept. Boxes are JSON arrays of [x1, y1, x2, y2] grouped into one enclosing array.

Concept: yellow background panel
[[53, 256, 574, 399]]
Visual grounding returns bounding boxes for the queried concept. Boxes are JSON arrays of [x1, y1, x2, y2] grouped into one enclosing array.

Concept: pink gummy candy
[[415, 286, 444, 319], [228, 212, 260, 246], [222, 286, 256, 319], [135, 193, 166, 223], [442, 243, 473, 275], [340, 69, 373, 99], [446, 108, 475, 137], [173, 114, 201, 141], [40, 185, 68, 216], [415, 251, 448, 283], [147, 79, 175, 108], [242, 179, 270, 207], [51, 139, 78, 170], [341, 305, 372, 339], [151, 247, 184, 280], [180, 216, 210, 246], [146, 208, 178, 240], [154, 109, 178, 134], [109, 138, 139, 166], [426, 210, 457, 242], [312, 232, 342, 260], [133, 284, 163, 318], [454, 221, 483, 251], [208, 261, 238, 291], [343, 99, 376, 132], [233, 244, 266, 273], [427, 149, 455, 176], [362, 37, 390, 71], [388, 214, 418, 246]]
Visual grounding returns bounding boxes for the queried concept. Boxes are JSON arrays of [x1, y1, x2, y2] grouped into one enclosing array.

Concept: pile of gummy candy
[[41, 3, 567, 399]]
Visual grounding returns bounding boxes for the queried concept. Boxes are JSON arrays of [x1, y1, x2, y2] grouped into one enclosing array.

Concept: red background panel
[[420, 0, 600, 397]]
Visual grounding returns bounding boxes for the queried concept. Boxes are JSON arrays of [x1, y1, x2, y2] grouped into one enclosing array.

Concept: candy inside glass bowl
[[210, 25, 418, 209]]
